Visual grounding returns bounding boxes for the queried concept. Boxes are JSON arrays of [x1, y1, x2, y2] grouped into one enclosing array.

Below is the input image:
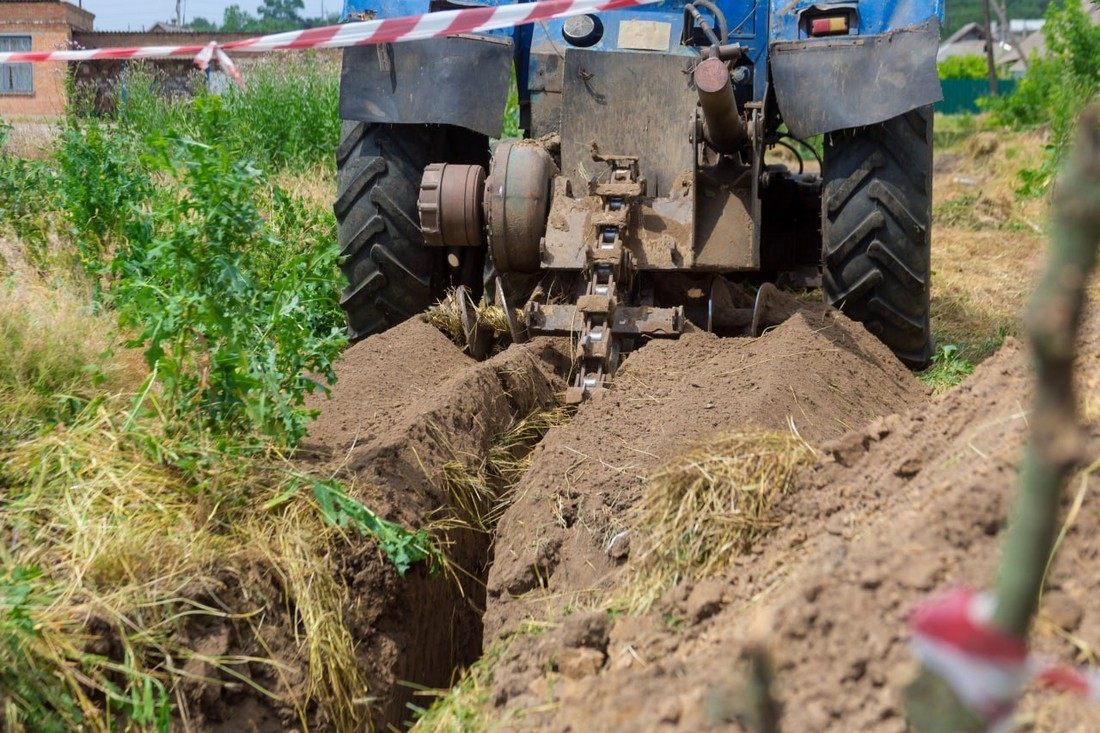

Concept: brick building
[[0, 0, 93, 117], [0, 1, 264, 118]]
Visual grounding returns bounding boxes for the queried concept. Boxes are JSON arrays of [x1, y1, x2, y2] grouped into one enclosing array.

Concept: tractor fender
[[339, 34, 513, 138], [769, 18, 942, 139]]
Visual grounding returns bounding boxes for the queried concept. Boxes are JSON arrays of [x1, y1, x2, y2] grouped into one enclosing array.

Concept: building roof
[[149, 21, 190, 33], [938, 39, 989, 62], [941, 22, 986, 46]]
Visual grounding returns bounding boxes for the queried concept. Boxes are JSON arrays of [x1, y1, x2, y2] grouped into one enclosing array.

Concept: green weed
[[984, 0, 1100, 194], [112, 58, 340, 172], [111, 133, 345, 445], [0, 53, 461, 731], [0, 121, 58, 255], [919, 344, 977, 394]]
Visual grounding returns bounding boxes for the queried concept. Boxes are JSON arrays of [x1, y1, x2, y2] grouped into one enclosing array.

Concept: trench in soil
[[303, 317, 577, 729], [304, 301, 937, 730]]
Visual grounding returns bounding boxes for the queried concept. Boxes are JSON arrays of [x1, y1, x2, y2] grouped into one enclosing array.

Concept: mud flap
[[339, 34, 513, 138], [769, 19, 942, 139]]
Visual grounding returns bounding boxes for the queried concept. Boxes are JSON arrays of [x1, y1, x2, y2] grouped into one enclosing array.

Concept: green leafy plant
[[55, 116, 151, 274], [919, 344, 976, 393], [984, 0, 1100, 194], [938, 55, 993, 81], [0, 564, 84, 732], [0, 120, 60, 256], [112, 131, 345, 445], [309, 479, 441, 575]]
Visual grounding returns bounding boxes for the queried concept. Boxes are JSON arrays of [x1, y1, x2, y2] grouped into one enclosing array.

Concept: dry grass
[[622, 427, 816, 612], [930, 123, 1054, 364], [0, 405, 374, 730], [0, 242, 144, 432], [245, 503, 371, 731], [0, 118, 58, 161], [272, 162, 337, 212], [433, 406, 574, 533], [425, 288, 521, 353]]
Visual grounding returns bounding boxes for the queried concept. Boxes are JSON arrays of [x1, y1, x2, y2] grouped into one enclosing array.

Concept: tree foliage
[[191, 1, 338, 32], [937, 54, 994, 79], [985, 0, 1100, 191]]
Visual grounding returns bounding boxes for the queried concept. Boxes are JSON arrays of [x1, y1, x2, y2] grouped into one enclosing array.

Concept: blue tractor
[[335, 0, 944, 399]]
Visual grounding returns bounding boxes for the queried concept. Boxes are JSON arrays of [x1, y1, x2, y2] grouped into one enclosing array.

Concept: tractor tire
[[334, 121, 446, 340], [821, 106, 934, 369]]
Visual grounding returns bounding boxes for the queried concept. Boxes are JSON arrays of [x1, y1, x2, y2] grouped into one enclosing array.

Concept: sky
[[79, 0, 335, 31]]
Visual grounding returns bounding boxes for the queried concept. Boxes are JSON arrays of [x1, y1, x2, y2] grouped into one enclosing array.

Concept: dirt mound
[[484, 309, 929, 638], [475, 309, 1100, 732]]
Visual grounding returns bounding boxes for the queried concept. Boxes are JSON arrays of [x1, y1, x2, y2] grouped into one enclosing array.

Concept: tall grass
[[112, 56, 340, 171], [0, 57, 440, 730]]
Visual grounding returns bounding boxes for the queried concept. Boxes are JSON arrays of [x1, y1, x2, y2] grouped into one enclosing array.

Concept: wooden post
[[904, 105, 1100, 731], [983, 0, 1000, 97]]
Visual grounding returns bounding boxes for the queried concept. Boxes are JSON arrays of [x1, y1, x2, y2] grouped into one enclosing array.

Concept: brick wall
[[73, 31, 256, 49], [0, 2, 92, 30], [0, 2, 93, 117]]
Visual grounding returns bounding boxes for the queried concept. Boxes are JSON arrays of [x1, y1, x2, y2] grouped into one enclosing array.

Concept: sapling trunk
[[904, 105, 1100, 731]]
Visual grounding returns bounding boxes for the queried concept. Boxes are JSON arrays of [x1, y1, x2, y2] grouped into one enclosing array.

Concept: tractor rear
[[335, 0, 945, 400]]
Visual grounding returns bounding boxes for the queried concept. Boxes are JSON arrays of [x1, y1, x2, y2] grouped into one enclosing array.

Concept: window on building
[[0, 36, 33, 94]]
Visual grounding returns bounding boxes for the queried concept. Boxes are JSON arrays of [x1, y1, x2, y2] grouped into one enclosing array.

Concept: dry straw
[[424, 289, 519, 351], [625, 426, 816, 612], [432, 406, 574, 534], [1, 404, 374, 730]]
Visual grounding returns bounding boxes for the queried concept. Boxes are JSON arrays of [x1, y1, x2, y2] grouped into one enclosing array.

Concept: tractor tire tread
[[335, 122, 443, 341], [822, 106, 934, 369]]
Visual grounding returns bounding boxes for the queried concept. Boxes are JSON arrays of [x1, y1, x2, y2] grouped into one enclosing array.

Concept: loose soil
[[217, 126, 1096, 730], [484, 308, 929, 639], [299, 317, 572, 729], [193, 284, 1100, 731], [468, 309, 1100, 733]]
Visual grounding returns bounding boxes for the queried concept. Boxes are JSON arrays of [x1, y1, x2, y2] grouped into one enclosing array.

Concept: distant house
[[0, 0, 93, 117], [148, 21, 190, 33], [937, 22, 991, 62], [996, 7, 1100, 76], [0, 1, 258, 117], [937, 18, 1052, 77]]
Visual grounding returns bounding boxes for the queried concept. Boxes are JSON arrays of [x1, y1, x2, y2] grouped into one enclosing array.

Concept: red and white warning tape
[[0, 0, 655, 68], [910, 586, 1100, 731]]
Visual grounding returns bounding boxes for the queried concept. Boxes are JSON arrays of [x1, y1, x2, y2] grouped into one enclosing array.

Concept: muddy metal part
[[693, 56, 747, 155], [485, 141, 557, 273], [419, 163, 486, 248], [413, 54, 790, 401], [551, 156, 685, 403]]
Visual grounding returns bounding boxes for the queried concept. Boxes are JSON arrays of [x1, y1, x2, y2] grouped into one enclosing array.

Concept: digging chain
[[567, 158, 642, 404]]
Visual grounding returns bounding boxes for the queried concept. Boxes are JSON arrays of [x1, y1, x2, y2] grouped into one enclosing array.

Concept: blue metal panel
[[342, 0, 516, 38], [768, 0, 944, 41], [527, 1, 769, 99], [343, 0, 773, 101], [341, 0, 943, 102]]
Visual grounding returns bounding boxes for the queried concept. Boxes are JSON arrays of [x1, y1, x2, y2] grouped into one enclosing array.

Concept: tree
[[222, 5, 258, 32], [302, 13, 342, 28], [257, 0, 305, 24], [189, 16, 217, 32]]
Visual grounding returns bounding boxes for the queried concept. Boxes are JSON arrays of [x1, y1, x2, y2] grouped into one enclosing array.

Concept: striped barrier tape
[[910, 586, 1100, 732], [0, 0, 656, 68]]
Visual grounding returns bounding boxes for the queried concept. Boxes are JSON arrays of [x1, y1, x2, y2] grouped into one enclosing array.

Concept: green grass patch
[[919, 343, 977, 394]]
